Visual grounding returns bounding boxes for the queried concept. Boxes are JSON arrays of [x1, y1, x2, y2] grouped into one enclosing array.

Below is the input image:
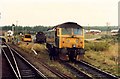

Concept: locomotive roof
[[54, 22, 83, 28]]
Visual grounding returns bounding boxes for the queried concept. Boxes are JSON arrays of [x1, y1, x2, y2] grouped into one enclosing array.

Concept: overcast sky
[[0, 0, 119, 26]]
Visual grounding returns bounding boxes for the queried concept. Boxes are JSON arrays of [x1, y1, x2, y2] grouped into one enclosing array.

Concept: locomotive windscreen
[[61, 28, 82, 35], [73, 28, 82, 35], [25, 35, 31, 38], [62, 28, 72, 35]]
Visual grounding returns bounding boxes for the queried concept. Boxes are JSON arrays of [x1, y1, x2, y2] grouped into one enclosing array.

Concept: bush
[[85, 41, 110, 51], [94, 42, 109, 51], [33, 44, 46, 53], [96, 35, 119, 44], [84, 42, 93, 51]]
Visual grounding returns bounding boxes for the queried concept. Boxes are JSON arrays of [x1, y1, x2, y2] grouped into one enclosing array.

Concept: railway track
[[59, 61, 93, 79], [38, 60, 72, 79], [2, 43, 47, 79], [3, 43, 72, 79], [2, 45, 20, 78], [74, 60, 119, 79], [3, 42, 119, 79], [2, 49, 18, 78], [59, 59, 119, 79]]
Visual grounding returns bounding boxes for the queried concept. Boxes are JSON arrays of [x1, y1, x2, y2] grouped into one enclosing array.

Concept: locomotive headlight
[[67, 40, 70, 43], [76, 39, 79, 43], [79, 38, 82, 41], [73, 44, 76, 47], [80, 41, 83, 44]]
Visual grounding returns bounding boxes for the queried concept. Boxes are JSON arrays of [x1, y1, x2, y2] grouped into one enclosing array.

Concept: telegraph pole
[[16, 20, 18, 35], [106, 22, 110, 35], [0, 13, 1, 35], [12, 24, 15, 34], [88, 24, 90, 33], [0, 12, 1, 19]]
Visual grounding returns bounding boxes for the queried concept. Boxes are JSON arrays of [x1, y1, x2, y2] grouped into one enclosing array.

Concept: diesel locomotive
[[46, 22, 85, 61]]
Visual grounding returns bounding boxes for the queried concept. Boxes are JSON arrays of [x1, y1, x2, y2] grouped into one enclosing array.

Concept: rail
[[2, 42, 47, 79], [75, 60, 119, 79]]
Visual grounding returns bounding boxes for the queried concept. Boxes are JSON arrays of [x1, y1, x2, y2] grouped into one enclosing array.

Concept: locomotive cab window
[[73, 28, 82, 35], [25, 35, 31, 38], [61, 28, 72, 35]]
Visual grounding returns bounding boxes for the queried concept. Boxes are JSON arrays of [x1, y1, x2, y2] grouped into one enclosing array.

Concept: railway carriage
[[46, 22, 85, 61]]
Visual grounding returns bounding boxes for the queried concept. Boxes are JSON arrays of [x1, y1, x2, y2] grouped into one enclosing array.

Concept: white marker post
[[31, 47, 37, 55]]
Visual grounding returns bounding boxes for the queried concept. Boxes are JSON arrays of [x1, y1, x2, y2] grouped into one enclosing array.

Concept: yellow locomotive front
[[46, 22, 85, 61], [59, 28, 84, 48], [57, 26, 85, 61]]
